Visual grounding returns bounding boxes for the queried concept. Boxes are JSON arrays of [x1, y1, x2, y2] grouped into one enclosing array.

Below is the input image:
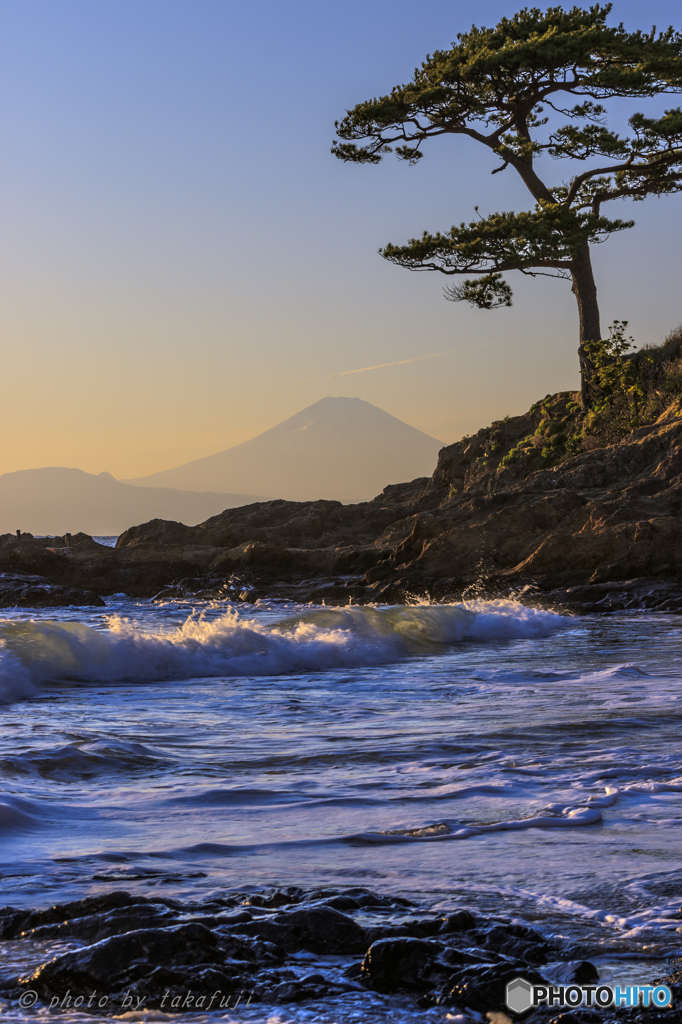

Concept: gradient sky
[[1, 0, 681, 478]]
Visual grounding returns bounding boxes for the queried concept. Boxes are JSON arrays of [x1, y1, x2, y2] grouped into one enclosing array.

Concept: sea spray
[[0, 600, 567, 702], [1, 603, 682, 981]]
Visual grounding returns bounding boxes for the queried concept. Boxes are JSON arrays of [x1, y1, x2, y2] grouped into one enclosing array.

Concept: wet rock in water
[[270, 979, 323, 1003], [546, 959, 600, 984], [242, 885, 305, 908], [381, 909, 477, 940], [0, 573, 104, 608], [0, 885, 624, 1016], [352, 891, 414, 909], [19, 902, 177, 943], [0, 891, 146, 939], [214, 909, 254, 925], [21, 922, 230, 996], [473, 922, 552, 963], [360, 937, 449, 992], [430, 963, 549, 1013], [316, 894, 361, 911], [228, 905, 367, 954], [389, 917, 445, 938], [125, 964, 250, 1008], [0, 908, 25, 941], [441, 909, 477, 932]]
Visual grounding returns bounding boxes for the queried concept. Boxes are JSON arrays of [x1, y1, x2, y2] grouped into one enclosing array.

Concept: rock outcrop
[[3, 392, 682, 610], [0, 885, 676, 1021], [0, 573, 104, 609]]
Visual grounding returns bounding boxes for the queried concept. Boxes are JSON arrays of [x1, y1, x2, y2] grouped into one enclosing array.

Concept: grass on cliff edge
[[474, 323, 682, 480]]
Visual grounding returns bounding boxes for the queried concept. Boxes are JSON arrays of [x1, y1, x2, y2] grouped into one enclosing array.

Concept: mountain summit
[[126, 397, 443, 502]]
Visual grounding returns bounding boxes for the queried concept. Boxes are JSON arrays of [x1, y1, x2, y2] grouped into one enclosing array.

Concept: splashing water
[[2, 598, 682, 1024], [0, 600, 566, 702]]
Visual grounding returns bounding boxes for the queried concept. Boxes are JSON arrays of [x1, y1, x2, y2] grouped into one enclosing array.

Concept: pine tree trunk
[[571, 241, 602, 409]]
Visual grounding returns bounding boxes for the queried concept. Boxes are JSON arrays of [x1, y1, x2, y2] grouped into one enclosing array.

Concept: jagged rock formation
[[3, 392, 682, 610], [0, 885, 677, 1020], [0, 886, 601, 1017], [0, 573, 103, 609]]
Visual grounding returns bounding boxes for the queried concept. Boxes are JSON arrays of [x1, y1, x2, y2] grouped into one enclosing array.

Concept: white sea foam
[[347, 804, 603, 843], [0, 600, 566, 702]]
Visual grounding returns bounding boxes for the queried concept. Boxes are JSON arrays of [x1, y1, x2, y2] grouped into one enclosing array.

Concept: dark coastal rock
[[7, 885, 667, 1017], [543, 578, 682, 614], [301, 888, 413, 912], [0, 572, 104, 608], [362, 909, 476, 942], [124, 964, 252, 1008], [441, 909, 477, 932], [472, 922, 552, 963], [0, 532, 202, 604], [360, 937, 449, 992], [18, 902, 177, 943], [241, 885, 305, 908], [225, 905, 367, 954], [0, 891, 145, 939], [358, 932, 553, 1011], [545, 959, 600, 985], [21, 922, 236, 995], [429, 963, 550, 1013], [5, 393, 682, 606], [386, 916, 444, 938]]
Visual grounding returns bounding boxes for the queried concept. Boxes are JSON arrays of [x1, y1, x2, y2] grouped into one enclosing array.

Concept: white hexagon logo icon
[[506, 976, 533, 1014]]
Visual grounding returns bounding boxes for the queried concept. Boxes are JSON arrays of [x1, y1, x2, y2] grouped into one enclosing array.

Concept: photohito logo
[[505, 977, 672, 1014]]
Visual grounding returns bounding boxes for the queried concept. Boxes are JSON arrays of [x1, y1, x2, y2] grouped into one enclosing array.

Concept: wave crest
[[0, 600, 566, 702]]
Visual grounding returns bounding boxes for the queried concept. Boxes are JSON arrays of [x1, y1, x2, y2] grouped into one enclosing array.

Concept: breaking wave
[[0, 600, 566, 702]]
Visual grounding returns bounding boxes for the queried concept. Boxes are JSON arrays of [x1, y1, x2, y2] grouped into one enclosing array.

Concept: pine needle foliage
[[333, 5, 682, 402]]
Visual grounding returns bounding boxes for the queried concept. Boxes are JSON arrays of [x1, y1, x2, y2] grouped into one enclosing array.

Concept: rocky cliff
[[3, 388, 682, 611]]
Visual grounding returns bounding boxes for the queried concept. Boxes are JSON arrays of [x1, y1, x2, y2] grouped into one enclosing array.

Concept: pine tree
[[333, 4, 682, 406]]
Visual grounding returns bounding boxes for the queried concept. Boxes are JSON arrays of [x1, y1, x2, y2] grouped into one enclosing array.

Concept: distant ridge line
[[0, 466, 272, 535], [124, 396, 443, 503]]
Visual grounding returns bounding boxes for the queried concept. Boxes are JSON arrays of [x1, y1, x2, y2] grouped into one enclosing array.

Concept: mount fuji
[[125, 397, 443, 502]]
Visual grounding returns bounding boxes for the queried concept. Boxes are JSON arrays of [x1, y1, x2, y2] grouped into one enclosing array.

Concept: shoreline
[[2, 389, 682, 614], [1, 883, 679, 1022]]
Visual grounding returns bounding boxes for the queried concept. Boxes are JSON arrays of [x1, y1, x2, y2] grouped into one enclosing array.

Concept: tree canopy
[[333, 4, 682, 405]]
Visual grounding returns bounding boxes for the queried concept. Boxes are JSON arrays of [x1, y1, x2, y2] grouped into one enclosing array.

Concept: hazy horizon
[[2, 0, 681, 481], [0, 466, 272, 536], [125, 395, 443, 501], [0, 397, 445, 532]]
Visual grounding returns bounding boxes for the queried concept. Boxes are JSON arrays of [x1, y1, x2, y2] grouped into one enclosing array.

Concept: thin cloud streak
[[299, 342, 493, 384], [340, 350, 455, 375]]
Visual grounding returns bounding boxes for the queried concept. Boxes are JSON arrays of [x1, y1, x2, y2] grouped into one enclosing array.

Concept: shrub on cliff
[[492, 323, 682, 473], [580, 323, 682, 447]]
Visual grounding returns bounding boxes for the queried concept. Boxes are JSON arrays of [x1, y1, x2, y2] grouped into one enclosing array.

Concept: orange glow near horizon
[[1, 1, 680, 480]]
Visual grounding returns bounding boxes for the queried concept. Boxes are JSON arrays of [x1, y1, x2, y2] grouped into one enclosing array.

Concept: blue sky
[[1, 0, 681, 476]]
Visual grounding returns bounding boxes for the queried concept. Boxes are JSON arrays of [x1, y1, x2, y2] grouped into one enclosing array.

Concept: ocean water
[[1, 597, 682, 1022]]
